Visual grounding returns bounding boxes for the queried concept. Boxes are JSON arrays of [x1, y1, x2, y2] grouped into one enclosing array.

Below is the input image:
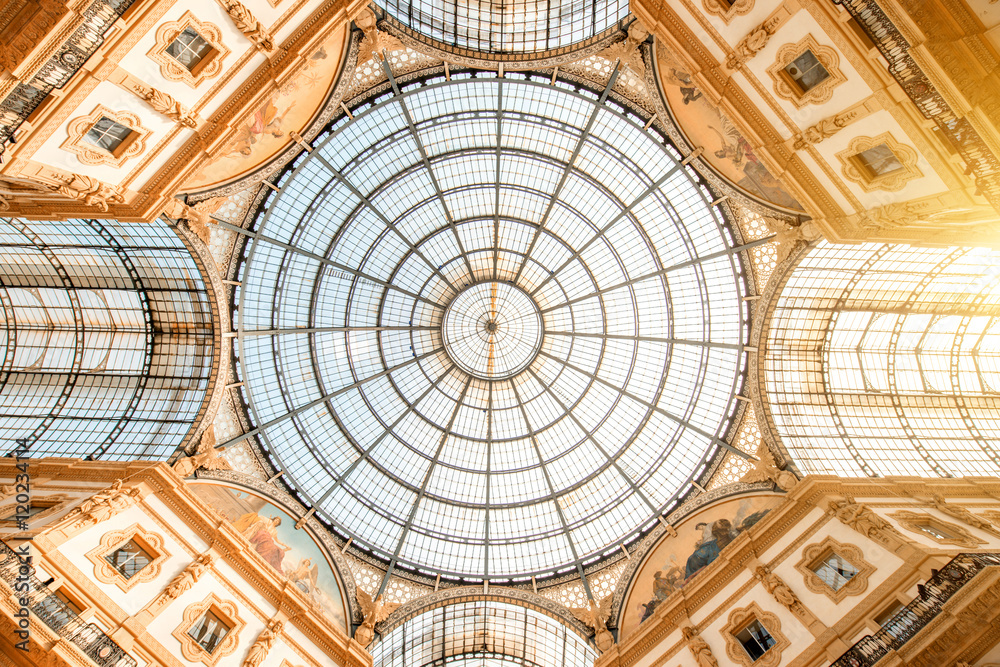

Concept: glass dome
[[236, 70, 750, 581]]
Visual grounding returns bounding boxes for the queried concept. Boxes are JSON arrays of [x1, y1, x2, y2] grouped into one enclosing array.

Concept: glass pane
[[84, 117, 132, 152], [166, 28, 213, 70], [736, 620, 775, 661], [813, 552, 857, 590], [104, 539, 151, 579], [857, 143, 903, 176], [188, 610, 230, 654], [785, 50, 830, 92]]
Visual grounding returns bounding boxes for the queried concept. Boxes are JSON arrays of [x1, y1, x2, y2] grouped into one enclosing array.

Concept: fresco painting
[[619, 494, 785, 638], [655, 43, 804, 211], [190, 483, 348, 631]]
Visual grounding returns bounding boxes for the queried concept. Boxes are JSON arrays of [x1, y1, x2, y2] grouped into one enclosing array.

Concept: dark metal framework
[[377, 0, 629, 53], [0, 218, 214, 460], [0, 539, 137, 667], [370, 600, 595, 667], [764, 241, 1000, 478], [832, 552, 1000, 667], [233, 66, 755, 583]]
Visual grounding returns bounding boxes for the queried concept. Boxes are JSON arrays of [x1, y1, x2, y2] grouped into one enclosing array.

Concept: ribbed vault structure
[[763, 241, 1000, 478], [378, 0, 629, 53], [0, 217, 214, 459], [235, 69, 753, 582], [370, 600, 595, 667]]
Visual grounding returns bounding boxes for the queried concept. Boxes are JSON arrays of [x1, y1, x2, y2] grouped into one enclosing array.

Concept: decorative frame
[[172, 593, 245, 667], [0, 494, 71, 527], [702, 0, 754, 24], [722, 602, 790, 667], [61, 106, 150, 168], [766, 35, 847, 108], [889, 510, 987, 548], [85, 523, 169, 592], [148, 11, 229, 88], [795, 536, 875, 603], [836, 133, 922, 192]]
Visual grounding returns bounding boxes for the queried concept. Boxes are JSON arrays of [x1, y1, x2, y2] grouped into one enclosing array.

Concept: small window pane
[[188, 610, 230, 654], [917, 522, 955, 540], [875, 600, 905, 627], [84, 117, 132, 153], [812, 552, 858, 591], [104, 539, 152, 579], [166, 28, 213, 71], [54, 589, 84, 615], [2, 504, 51, 520], [856, 143, 903, 176], [736, 620, 776, 661], [785, 50, 830, 92]]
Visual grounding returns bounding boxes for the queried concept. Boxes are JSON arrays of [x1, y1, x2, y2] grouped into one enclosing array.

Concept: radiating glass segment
[[237, 73, 748, 579], [379, 0, 628, 53], [764, 241, 1000, 479], [370, 600, 595, 667]]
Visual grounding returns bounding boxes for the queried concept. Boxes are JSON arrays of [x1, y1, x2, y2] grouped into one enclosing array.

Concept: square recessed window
[[784, 50, 830, 93], [875, 599, 905, 628], [855, 143, 903, 177], [1, 502, 57, 522], [915, 521, 956, 540], [187, 609, 231, 654], [104, 538, 153, 580], [166, 28, 215, 74], [84, 117, 134, 155], [53, 589, 85, 615], [811, 551, 858, 591], [735, 619, 777, 661]]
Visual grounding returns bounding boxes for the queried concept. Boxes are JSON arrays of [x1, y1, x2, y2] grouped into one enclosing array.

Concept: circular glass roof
[[237, 71, 749, 581]]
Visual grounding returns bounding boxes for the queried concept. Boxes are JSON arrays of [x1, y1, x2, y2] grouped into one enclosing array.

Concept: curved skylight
[[370, 600, 595, 667], [764, 241, 1000, 478], [236, 71, 749, 580], [379, 0, 628, 53]]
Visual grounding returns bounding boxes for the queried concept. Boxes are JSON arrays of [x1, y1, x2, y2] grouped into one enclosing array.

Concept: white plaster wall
[[57, 503, 194, 616]]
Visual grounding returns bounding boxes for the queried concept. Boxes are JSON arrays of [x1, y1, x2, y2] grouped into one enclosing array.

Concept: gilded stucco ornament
[[740, 443, 798, 491], [569, 595, 615, 653], [828, 497, 901, 541], [162, 552, 215, 601], [356, 588, 399, 646], [753, 566, 801, 613], [244, 618, 284, 667], [142, 87, 198, 128], [762, 217, 820, 264], [64, 480, 142, 526], [172, 426, 232, 478], [599, 22, 649, 76], [725, 18, 780, 70], [793, 112, 854, 150], [47, 174, 125, 212]]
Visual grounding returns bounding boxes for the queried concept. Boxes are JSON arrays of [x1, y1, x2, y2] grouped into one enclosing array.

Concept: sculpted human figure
[[244, 618, 283, 667], [162, 553, 214, 600], [828, 497, 896, 539], [754, 566, 801, 612], [682, 626, 719, 667], [926, 494, 1000, 537]]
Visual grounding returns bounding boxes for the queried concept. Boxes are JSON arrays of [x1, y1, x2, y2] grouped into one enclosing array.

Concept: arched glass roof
[[764, 241, 1000, 478], [236, 70, 750, 581], [370, 600, 595, 667], [379, 0, 628, 53]]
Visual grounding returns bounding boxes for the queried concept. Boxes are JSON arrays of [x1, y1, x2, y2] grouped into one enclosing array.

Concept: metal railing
[[0, 540, 137, 667], [0, 0, 136, 155], [832, 0, 1000, 215], [831, 552, 1000, 667]]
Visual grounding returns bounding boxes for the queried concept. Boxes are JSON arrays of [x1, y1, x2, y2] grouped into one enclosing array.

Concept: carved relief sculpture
[[355, 588, 399, 646], [726, 18, 780, 70], [47, 174, 125, 212], [161, 552, 214, 601], [793, 112, 856, 150], [682, 626, 719, 667], [140, 87, 198, 128], [569, 595, 615, 653], [701, 0, 754, 24], [761, 217, 821, 264], [244, 618, 283, 667], [63, 479, 142, 526], [218, 0, 274, 51], [740, 443, 798, 490], [753, 566, 801, 613], [172, 426, 232, 478], [599, 21, 649, 77], [61, 105, 149, 168], [149, 12, 229, 88], [766, 36, 847, 108], [828, 497, 901, 542], [354, 8, 404, 65], [795, 537, 875, 603]]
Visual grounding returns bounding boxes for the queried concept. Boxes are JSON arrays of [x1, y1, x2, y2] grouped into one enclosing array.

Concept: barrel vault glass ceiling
[[234, 68, 752, 583]]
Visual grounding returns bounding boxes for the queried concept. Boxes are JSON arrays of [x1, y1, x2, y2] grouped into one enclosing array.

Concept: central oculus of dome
[[442, 282, 543, 380]]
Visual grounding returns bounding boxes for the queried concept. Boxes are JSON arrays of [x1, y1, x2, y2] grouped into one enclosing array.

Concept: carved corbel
[[218, 0, 274, 51]]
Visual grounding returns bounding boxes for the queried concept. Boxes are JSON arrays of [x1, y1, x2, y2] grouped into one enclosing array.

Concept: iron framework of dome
[[234, 67, 754, 583]]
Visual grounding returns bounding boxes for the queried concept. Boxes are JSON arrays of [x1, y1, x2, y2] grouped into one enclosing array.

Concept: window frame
[[86, 523, 168, 592], [723, 602, 790, 667], [61, 105, 150, 168], [796, 536, 875, 603], [836, 133, 923, 192], [766, 35, 847, 108], [172, 594, 245, 667], [148, 12, 229, 88]]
